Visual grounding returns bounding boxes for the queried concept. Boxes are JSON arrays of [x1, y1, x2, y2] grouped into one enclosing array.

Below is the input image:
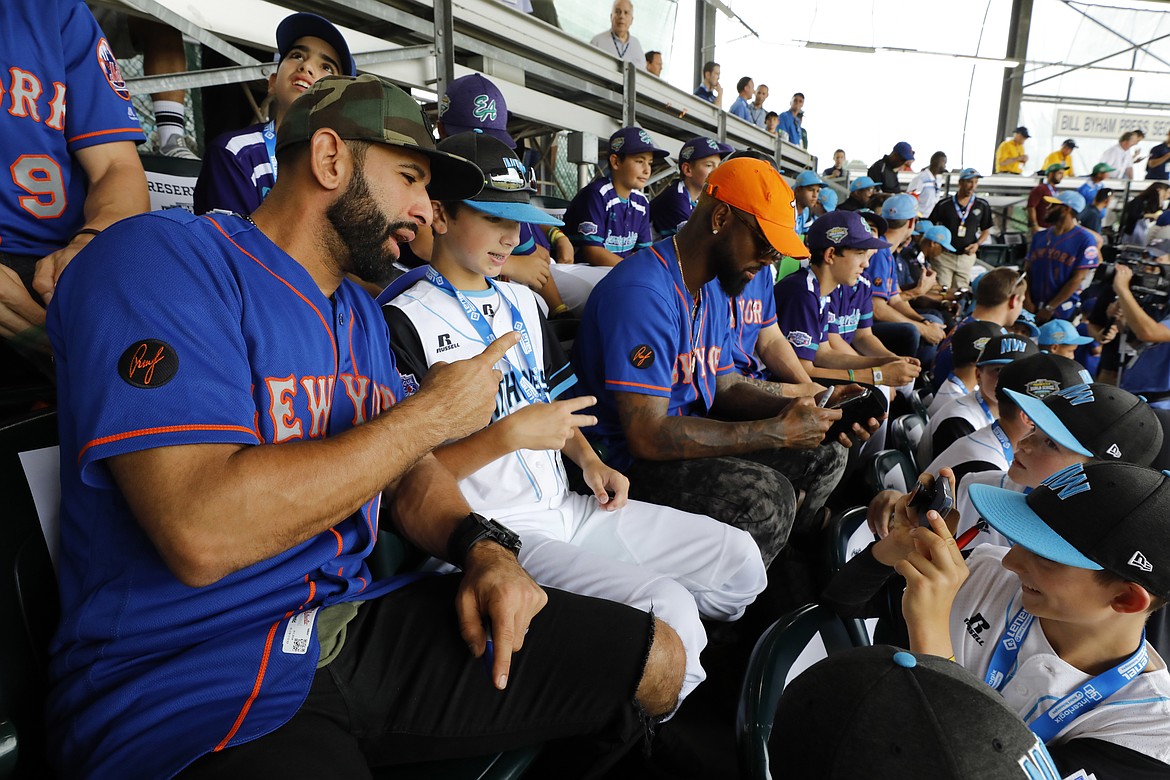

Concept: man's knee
[[635, 618, 685, 717]]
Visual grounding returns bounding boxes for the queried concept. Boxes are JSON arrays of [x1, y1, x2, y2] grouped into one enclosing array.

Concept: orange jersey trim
[[67, 127, 143, 143], [78, 424, 259, 463], [214, 618, 281, 751], [606, 379, 671, 393]]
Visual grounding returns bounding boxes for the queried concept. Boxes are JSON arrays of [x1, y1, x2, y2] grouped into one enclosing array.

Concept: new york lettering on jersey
[[1, 0, 145, 256], [706, 269, 776, 378]]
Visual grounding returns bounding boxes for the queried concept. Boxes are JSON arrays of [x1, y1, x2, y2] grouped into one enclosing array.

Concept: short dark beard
[[712, 240, 751, 296], [326, 154, 418, 285]]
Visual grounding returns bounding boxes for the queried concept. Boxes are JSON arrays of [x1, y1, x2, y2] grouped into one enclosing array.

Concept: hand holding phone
[[907, 476, 954, 527]]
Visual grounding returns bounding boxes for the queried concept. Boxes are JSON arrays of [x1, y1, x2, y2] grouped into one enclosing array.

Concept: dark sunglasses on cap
[[730, 207, 782, 261]]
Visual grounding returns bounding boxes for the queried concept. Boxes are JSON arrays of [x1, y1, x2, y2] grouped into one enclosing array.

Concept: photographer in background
[[1111, 241, 1170, 407]]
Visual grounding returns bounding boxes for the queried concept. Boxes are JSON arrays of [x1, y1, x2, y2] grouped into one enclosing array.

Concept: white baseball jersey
[[952, 545, 1170, 762], [927, 374, 973, 418], [955, 470, 1016, 548], [920, 389, 996, 466], [927, 421, 1013, 477]]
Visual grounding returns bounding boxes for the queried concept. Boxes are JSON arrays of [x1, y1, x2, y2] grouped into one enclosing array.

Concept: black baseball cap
[[1014, 126, 1031, 138], [773, 645, 1062, 779], [975, 334, 1039, 366], [970, 462, 1170, 599], [952, 321, 1006, 366], [1006, 383, 1163, 466], [437, 131, 562, 226], [995, 353, 1092, 405]]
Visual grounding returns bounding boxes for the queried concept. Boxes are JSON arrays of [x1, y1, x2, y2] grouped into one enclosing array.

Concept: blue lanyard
[[610, 32, 630, 59], [424, 266, 547, 406], [989, 420, 1013, 465], [953, 195, 975, 223], [985, 607, 1148, 743], [262, 120, 278, 181], [945, 373, 968, 396], [974, 390, 994, 424]]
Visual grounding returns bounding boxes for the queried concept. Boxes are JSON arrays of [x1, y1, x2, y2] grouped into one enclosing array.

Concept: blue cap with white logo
[[818, 187, 838, 212], [678, 136, 733, 164], [881, 193, 918, 221], [959, 167, 982, 180], [1038, 319, 1094, 348], [609, 127, 669, 159], [1043, 190, 1086, 213], [849, 176, 878, 193], [794, 170, 826, 188], [922, 225, 957, 252]]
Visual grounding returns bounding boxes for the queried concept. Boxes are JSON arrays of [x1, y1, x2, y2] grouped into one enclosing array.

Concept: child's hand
[[580, 462, 629, 511], [500, 397, 597, 452], [896, 509, 969, 658]]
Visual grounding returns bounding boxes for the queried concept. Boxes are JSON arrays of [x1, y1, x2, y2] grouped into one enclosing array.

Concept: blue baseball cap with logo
[[794, 170, 826, 188], [439, 74, 514, 147], [818, 187, 838, 212], [850, 176, 878, 193], [277, 13, 356, 77], [881, 193, 918, 221], [1038, 319, 1094, 348], [807, 210, 890, 252], [609, 127, 669, 159], [913, 218, 934, 236], [1043, 190, 1086, 213], [959, 167, 983, 180], [922, 225, 957, 251], [892, 141, 915, 161], [678, 136, 733, 164]]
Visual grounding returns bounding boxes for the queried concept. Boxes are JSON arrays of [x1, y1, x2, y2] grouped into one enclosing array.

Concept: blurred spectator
[[927, 168, 992, 289], [1120, 182, 1170, 244], [792, 171, 825, 237], [838, 176, 876, 212], [1026, 163, 1067, 235], [1079, 187, 1112, 233], [1026, 191, 1097, 323], [645, 49, 662, 76], [764, 111, 779, 135], [589, 0, 645, 67], [1147, 129, 1170, 180], [868, 142, 914, 193], [650, 136, 731, 238], [994, 126, 1030, 173], [776, 93, 804, 146], [814, 186, 838, 218], [908, 151, 947, 218], [693, 60, 721, 105], [822, 148, 846, 178], [1100, 130, 1144, 181], [1078, 162, 1115, 203], [729, 76, 754, 123], [1148, 210, 1170, 245], [748, 83, 768, 128], [1042, 138, 1077, 176]]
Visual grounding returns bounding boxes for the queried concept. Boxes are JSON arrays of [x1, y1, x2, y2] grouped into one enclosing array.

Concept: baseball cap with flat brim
[[438, 131, 562, 226], [1038, 319, 1094, 348], [807, 210, 890, 252], [439, 73, 515, 147], [959, 168, 982, 180], [1043, 190, 1086, 213], [849, 176, 877, 193], [976, 334, 1039, 365], [705, 158, 810, 258], [277, 75, 483, 201], [922, 225, 956, 252], [277, 13, 356, 77]]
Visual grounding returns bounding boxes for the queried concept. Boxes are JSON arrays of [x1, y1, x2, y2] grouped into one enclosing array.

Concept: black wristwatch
[[447, 512, 522, 568]]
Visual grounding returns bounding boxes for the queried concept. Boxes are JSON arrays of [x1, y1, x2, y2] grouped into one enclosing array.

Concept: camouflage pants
[[625, 444, 847, 568]]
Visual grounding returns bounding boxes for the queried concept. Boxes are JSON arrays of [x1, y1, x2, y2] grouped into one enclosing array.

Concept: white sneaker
[[160, 136, 200, 160]]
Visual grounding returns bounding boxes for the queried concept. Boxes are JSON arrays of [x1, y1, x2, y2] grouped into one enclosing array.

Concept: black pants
[[180, 575, 655, 779]]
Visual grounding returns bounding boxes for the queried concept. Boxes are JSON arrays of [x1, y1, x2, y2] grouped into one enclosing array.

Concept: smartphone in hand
[[907, 477, 954, 527]]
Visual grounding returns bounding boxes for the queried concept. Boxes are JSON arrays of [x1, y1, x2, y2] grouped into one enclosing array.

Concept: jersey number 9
[[12, 155, 66, 219]]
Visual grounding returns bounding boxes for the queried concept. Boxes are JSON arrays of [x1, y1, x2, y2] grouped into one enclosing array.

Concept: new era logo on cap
[[1107, 443, 1123, 458], [1129, 551, 1154, 572]]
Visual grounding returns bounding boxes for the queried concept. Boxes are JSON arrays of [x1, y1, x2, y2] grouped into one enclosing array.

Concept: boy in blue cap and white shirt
[[649, 136, 732, 238], [1026, 190, 1100, 323], [792, 170, 825, 236], [384, 131, 766, 708], [889, 460, 1170, 777], [563, 127, 666, 266], [1039, 319, 1095, 359]]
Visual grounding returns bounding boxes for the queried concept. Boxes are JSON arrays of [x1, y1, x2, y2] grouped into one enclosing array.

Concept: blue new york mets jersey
[[828, 276, 874, 345], [46, 210, 415, 779], [706, 269, 777, 379], [1, 0, 145, 256], [1027, 225, 1099, 314], [573, 239, 735, 469], [866, 246, 900, 301], [563, 176, 652, 259], [774, 266, 831, 362]]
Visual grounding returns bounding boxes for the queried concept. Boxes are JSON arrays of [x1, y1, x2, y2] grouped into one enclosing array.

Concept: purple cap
[[276, 13, 355, 77], [609, 127, 669, 159], [893, 141, 915, 162], [678, 136, 733, 163], [439, 74, 514, 147], [807, 210, 890, 252]]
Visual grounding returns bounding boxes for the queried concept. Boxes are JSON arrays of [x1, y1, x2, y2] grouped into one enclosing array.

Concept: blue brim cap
[[968, 484, 1103, 569], [1015, 319, 1041, 340], [464, 199, 563, 226], [1004, 388, 1093, 457]]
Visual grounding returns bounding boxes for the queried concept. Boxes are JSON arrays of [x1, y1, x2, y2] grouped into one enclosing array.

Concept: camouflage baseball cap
[[276, 74, 483, 200]]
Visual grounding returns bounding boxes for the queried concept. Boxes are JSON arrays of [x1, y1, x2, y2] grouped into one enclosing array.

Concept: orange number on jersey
[[11, 154, 66, 219]]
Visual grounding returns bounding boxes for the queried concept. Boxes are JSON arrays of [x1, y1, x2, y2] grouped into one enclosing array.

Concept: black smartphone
[[826, 385, 870, 410], [907, 477, 954, 527]]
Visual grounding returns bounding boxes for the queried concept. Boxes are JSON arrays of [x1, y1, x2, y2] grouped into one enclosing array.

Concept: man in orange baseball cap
[[571, 157, 856, 577]]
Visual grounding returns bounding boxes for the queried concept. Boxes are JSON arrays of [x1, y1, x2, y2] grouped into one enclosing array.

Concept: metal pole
[[995, 0, 1033, 167], [622, 62, 637, 127], [434, 0, 456, 108]]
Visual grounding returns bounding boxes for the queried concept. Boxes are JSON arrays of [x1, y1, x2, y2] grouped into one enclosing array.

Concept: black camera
[[1094, 244, 1170, 321]]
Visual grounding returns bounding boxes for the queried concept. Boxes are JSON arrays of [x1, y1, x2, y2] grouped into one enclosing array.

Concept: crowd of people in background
[[5, 1, 1170, 778]]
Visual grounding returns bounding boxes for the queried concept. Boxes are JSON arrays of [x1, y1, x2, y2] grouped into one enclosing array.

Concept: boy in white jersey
[[383, 131, 766, 706], [894, 462, 1170, 777]]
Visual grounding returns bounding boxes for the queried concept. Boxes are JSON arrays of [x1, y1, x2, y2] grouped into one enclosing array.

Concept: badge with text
[[629, 344, 655, 369], [118, 339, 179, 388]]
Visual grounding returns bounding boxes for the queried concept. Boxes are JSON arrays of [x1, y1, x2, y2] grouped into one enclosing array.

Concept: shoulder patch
[[788, 331, 814, 348], [96, 38, 131, 101], [629, 344, 655, 369], [1084, 245, 1100, 260], [118, 339, 179, 388], [579, 221, 599, 236], [400, 373, 420, 396]]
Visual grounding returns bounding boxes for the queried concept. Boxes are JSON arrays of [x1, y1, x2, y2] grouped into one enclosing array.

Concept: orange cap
[[705, 158, 809, 259]]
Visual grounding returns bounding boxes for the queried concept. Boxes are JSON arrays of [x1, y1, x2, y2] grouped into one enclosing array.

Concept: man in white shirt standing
[[909, 151, 947, 218], [589, 0, 645, 68], [1100, 130, 1145, 181]]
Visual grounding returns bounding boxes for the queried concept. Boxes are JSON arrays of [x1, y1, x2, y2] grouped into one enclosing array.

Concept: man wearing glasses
[[571, 159, 852, 569]]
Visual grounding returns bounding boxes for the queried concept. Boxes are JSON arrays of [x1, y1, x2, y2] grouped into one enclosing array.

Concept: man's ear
[[307, 128, 347, 193], [710, 201, 732, 233], [1111, 581, 1154, 616]]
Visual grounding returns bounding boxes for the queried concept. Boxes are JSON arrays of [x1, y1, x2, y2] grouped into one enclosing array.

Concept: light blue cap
[[1004, 387, 1093, 457], [850, 176, 877, 192], [922, 225, 957, 252], [1038, 319, 1094, 348], [464, 199, 564, 226], [1044, 190, 1086, 213], [818, 187, 838, 212], [794, 170, 826, 188], [881, 193, 918, 221], [913, 218, 934, 235], [959, 167, 982, 180]]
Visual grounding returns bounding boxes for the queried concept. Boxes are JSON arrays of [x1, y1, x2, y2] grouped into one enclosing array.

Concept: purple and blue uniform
[[706, 269, 777, 379], [563, 176, 652, 259], [827, 276, 873, 345], [194, 121, 277, 216], [0, 0, 145, 257], [865, 246, 900, 302], [573, 239, 735, 469], [649, 179, 695, 238], [46, 210, 417, 779], [1026, 225, 1099, 320], [774, 265, 831, 362]]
